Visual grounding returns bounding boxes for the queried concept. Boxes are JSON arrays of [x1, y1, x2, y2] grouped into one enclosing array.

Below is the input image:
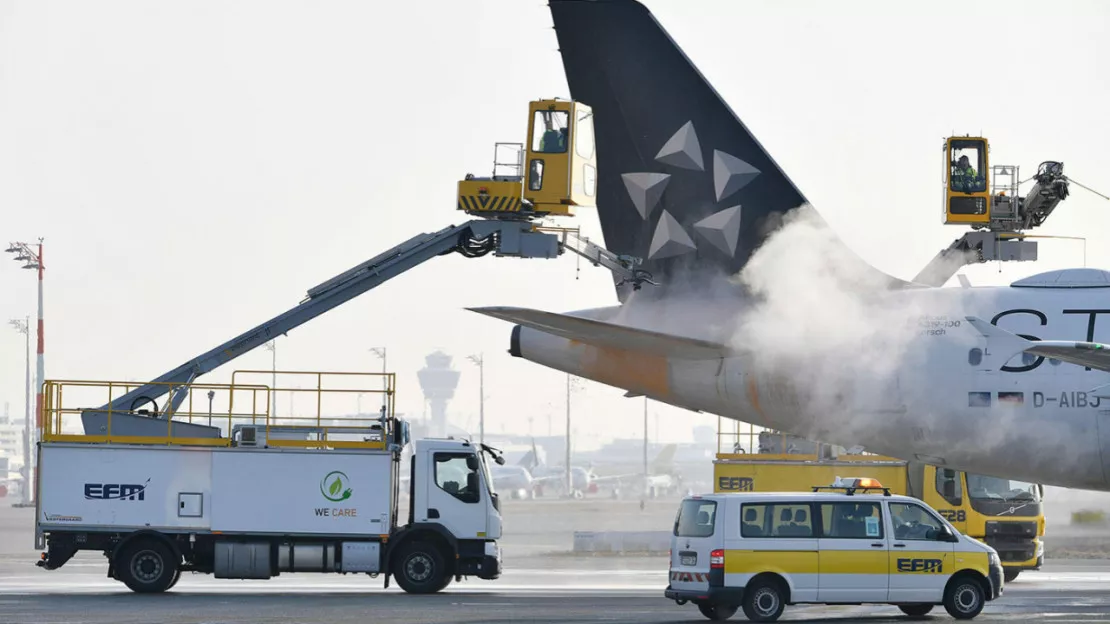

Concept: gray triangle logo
[[693, 205, 743, 256], [621, 172, 671, 220], [713, 150, 760, 202], [654, 121, 704, 171], [649, 210, 698, 260]]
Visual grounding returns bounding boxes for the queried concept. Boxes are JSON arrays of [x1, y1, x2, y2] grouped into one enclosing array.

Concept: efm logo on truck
[[897, 558, 944, 574], [84, 478, 151, 501]]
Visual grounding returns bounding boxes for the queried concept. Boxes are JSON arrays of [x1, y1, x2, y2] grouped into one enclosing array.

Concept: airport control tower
[[417, 350, 460, 438]]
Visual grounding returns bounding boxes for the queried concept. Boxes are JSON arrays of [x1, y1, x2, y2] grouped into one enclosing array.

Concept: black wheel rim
[[131, 550, 163, 584], [405, 553, 434, 583], [754, 587, 778, 615], [954, 583, 980, 612]]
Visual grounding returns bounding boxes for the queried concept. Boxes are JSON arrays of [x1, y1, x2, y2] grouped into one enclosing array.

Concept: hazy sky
[[1, 0, 1108, 450]]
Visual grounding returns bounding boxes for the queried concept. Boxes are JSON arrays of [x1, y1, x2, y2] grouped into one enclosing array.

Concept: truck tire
[[943, 574, 986, 619], [697, 603, 738, 620], [393, 541, 449, 594], [1003, 569, 1020, 583], [115, 538, 179, 594]]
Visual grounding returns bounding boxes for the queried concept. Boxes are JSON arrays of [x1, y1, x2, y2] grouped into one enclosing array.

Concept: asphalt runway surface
[[3, 558, 1110, 623], [4, 503, 1110, 622]]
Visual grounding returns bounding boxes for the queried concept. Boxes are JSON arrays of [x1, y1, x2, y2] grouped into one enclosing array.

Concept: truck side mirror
[[943, 479, 956, 499], [466, 455, 479, 471]]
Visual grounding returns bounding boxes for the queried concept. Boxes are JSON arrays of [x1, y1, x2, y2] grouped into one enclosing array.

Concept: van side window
[[674, 499, 717, 538], [890, 502, 947, 541], [741, 503, 813, 538], [819, 502, 884, 539]]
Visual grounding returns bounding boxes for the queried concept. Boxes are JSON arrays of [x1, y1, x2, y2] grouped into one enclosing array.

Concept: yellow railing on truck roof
[[715, 416, 904, 463], [40, 370, 396, 450]]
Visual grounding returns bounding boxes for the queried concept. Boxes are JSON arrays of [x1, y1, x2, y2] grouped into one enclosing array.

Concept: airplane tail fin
[[652, 443, 677, 472], [519, 437, 547, 472], [549, 0, 908, 298]]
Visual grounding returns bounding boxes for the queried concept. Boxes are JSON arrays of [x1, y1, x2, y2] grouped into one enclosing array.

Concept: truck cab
[[411, 439, 501, 543]]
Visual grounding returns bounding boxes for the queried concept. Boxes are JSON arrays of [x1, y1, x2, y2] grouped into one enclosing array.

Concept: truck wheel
[[115, 538, 179, 593], [697, 603, 738, 620], [1003, 569, 1020, 583], [898, 604, 933, 617], [943, 575, 985, 619], [741, 578, 785, 622], [166, 569, 182, 590], [393, 541, 449, 594]]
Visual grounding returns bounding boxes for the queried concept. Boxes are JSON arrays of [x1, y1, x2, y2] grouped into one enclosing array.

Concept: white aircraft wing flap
[[966, 315, 1110, 373], [468, 306, 733, 360]]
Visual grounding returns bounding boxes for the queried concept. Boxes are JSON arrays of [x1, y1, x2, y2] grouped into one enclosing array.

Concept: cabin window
[[575, 108, 595, 159], [528, 159, 544, 191], [949, 139, 986, 193], [434, 453, 480, 504], [532, 110, 569, 154], [935, 467, 963, 506]]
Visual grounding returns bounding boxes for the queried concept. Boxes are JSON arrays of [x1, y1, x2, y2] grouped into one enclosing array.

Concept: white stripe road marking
[[1, 570, 1106, 594]]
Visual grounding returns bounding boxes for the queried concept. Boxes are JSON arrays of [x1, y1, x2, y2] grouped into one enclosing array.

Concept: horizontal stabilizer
[[468, 306, 733, 360], [966, 315, 1110, 373]]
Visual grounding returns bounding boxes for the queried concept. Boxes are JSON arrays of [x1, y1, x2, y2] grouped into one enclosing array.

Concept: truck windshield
[[966, 474, 1040, 502]]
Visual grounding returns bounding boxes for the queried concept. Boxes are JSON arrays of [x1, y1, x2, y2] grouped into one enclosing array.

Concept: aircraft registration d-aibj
[[470, 0, 1110, 492]]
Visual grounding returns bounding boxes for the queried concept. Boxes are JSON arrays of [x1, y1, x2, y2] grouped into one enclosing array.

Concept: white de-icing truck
[[28, 98, 659, 594], [33, 373, 504, 594]]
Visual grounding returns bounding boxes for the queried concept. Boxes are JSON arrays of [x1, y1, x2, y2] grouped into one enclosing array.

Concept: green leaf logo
[[320, 471, 353, 502]]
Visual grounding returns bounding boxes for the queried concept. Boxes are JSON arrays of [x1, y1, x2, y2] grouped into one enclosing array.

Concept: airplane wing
[[530, 474, 566, 484], [468, 306, 734, 360], [589, 472, 639, 485], [966, 316, 1110, 372]]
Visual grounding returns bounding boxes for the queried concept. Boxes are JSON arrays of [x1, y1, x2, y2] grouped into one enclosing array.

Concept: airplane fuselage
[[512, 281, 1110, 491]]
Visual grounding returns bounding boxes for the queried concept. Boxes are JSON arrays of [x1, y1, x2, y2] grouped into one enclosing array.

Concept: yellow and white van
[[664, 478, 1004, 621]]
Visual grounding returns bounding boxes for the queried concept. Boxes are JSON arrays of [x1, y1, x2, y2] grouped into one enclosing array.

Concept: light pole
[[8, 317, 31, 506], [643, 397, 649, 480], [263, 341, 277, 416], [370, 347, 387, 415], [6, 239, 43, 506], [565, 374, 584, 495], [467, 354, 484, 447]]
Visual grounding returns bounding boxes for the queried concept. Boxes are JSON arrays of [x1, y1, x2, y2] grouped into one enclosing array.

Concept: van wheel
[[742, 579, 785, 622], [944, 575, 985, 619], [114, 538, 179, 593], [393, 541, 449, 594], [898, 604, 933, 617], [697, 603, 737, 621], [1004, 569, 1020, 583]]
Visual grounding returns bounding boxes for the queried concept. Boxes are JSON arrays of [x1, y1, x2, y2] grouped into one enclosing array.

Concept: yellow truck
[[715, 430, 1044, 582]]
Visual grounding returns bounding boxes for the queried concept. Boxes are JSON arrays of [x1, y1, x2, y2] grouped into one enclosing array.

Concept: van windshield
[[674, 499, 717, 538]]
